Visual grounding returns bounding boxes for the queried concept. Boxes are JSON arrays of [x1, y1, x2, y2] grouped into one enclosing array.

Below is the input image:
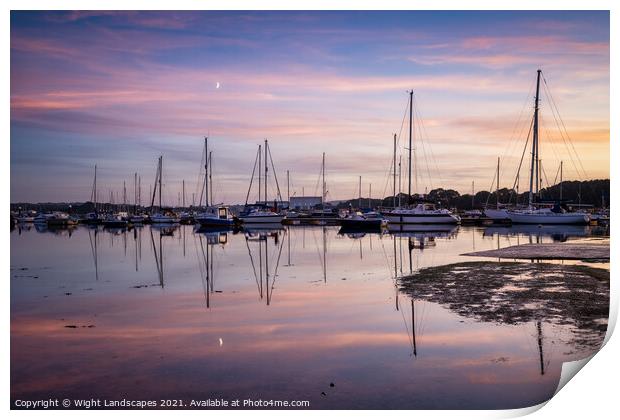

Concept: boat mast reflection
[[150, 228, 164, 288], [245, 228, 285, 305], [194, 229, 228, 309], [88, 227, 99, 281]]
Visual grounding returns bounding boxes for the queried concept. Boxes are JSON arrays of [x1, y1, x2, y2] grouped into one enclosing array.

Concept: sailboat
[[484, 158, 511, 221], [149, 156, 179, 224], [506, 70, 589, 225], [84, 165, 104, 224], [194, 137, 235, 228], [240, 139, 285, 225], [383, 91, 460, 225]]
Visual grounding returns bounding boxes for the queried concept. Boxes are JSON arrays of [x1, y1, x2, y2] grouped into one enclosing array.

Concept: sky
[[10, 11, 609, 205]]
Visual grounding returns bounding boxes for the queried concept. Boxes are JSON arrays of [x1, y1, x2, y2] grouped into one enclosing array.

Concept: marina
[[9, 9, 610, 412]]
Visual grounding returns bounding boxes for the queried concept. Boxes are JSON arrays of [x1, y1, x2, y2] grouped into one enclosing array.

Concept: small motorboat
[[340, 211, 384, 232], [102, 213, 128, 228], [195, 206, 235, 227]]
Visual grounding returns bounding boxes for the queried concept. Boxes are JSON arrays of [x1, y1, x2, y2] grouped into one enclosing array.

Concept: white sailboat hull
[[384, 213, 460, 225], [484, 209, 510, 220], [507, 211, 590, 225]]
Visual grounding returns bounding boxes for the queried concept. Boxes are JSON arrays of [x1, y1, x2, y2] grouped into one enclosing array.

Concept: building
[[289, 196, 322, 210]]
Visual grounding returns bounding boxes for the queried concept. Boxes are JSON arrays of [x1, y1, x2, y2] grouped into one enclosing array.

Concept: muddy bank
[[399, 262, 609, 352], [462, 243, 609, 261]]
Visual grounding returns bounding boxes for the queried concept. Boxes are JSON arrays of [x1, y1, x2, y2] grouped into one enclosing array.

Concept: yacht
[[505, 70, 590, 225], [384, 203, 460, 225]]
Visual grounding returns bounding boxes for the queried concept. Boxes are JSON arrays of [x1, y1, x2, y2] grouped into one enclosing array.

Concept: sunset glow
[[10, 11, 609, 204]]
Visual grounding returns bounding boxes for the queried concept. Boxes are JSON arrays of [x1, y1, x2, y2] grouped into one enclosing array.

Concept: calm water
[[10, 223, 609, 409]]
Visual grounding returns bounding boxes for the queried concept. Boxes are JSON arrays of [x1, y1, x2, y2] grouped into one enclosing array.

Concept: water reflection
[[10, 223, 609, 409], [483, 224, 592, 242], [399, 261, 608, 353]]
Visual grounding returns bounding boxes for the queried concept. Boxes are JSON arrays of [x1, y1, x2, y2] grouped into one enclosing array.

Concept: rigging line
[[414, 104, 434, 191], [541, 163, 551, 192], [500, 77, 537, 168], [267, 144, 283, 202], [194, 146, 206, 206], [542, 75, 588, 178], [539, 113, 565, 168], [268, 231, 286, 304], [244, 237, 262, 296], [400, 302, 414, 352], [194, 235, 210, 308], [508, 116, 534, 205], [245, 147, 261, 206], [311, 229, 324, 269], [314, 162, 322, 197], [552, 162, 561, 187], [539, 86, 575, 172], [540, 79, 583, 179], [382, 95, 410, 199], [484, 168, 498, 209], [412, 95, 442, 188]]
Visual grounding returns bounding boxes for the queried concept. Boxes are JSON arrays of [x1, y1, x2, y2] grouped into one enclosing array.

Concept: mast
[[287, 170, 290, 203], [258, 144, 262, 205], [93, 165, 98, 214], [358, 176, 362, 209], [529, 69, 542, 208], [204, 137, 209, 208], [264, 139, 268, 204], [134, 172, 137, 213], [138, 175, 141, 208], [411, 299, 417, 357], [408, 90, 413, 203], [560, 161, 563, 201], [209, 151, 213, 206], [159, 156, 163, 210], [393, 133, 397, 208], [496, 157, 500, 210], [322, 152, 326, 211], [182, 179, 185, 208], [369, 183, 372, 209], [539, 159, 542, 196], [398, 156, 402, 207], [537, 321, 545, 375]]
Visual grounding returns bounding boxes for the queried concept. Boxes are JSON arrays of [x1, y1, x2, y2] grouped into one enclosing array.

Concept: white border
[[4, 1, 616, 419]]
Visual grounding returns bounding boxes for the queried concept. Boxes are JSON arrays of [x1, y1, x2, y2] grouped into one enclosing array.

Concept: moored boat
[[506, 207, 589, 225], [505, 70, 590, 226], [384, 203, 460, 225], [339, 211, 384, 232]]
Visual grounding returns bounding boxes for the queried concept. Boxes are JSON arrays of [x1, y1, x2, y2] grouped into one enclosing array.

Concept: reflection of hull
[[151, 224, 179, 236], [389, 224, 458, 239], [103, 220, 128, 228], [240, 215, 284, 224], [507, 211, 589, 225], [243, 222, 285, 232], [385, 213, 460, 224], [339, 219, 383, 233], [483, 224, 591, 238], [16, 217, 35, 223], [196, 216, 235, 227], [151, 215, 179, 224]]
